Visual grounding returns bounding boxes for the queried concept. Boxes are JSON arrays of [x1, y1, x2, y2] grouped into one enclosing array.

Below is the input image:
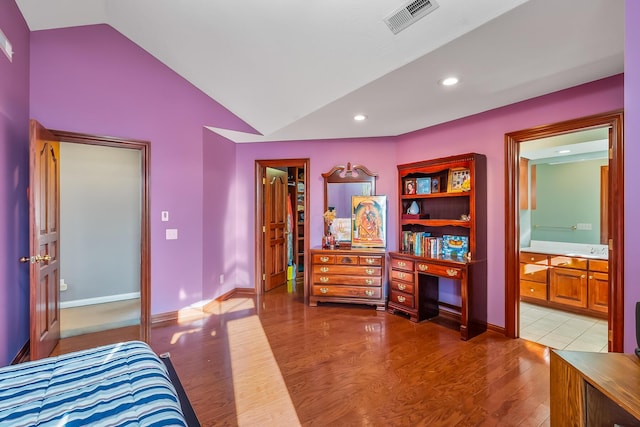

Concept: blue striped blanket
[[0, 341, 187, 426]]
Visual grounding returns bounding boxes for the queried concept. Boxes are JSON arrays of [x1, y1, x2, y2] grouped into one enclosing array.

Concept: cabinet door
[[588, 272, 609, 314], [549, 267, 587, 308]]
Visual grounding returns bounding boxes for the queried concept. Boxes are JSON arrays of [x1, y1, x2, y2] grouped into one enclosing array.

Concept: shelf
[[401, 219, 471, 228], [401, 191, 469, 200]]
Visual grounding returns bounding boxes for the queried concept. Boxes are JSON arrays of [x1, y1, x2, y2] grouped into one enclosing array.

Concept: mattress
[[0, 341, 188, 426]]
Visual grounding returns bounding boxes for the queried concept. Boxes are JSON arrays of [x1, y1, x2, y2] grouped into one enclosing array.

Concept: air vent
[[384, 0, 440, 35]]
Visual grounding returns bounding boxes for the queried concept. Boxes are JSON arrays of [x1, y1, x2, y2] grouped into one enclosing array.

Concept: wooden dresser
[[309, 248, 386, 310]]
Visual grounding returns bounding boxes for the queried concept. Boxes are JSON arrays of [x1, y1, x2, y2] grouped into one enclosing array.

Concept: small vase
[[407, 200, 420, 215]]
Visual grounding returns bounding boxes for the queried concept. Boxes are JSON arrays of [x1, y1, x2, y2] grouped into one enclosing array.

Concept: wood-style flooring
[[52, 284, 552, 426]]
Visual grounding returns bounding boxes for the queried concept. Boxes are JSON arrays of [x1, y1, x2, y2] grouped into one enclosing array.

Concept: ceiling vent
[[384, 0, 440, 34]]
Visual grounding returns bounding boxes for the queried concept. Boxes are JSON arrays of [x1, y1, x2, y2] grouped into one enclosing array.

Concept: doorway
[[504, 111, 624, 352], [50, 129, 151, 343], [255, 159, 309, 298]]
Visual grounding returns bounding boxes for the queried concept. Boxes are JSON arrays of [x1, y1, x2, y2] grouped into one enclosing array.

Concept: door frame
[[255, 159, 309, 297], [504, 110, 624, 351], [50, 129, 151, 342]]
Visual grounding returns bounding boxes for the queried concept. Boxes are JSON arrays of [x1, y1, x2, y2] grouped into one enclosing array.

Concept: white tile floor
[[520, 302, 608, 352]]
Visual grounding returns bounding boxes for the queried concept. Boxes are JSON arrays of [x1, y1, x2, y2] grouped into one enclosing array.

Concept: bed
[[0, 341, 200, 426]]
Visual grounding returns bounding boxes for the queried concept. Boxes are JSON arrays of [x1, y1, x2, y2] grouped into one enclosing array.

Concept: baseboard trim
[[487, 323, 506, 335], [151, 288, 256, 326], [61, 292, 140, 309], [12, 340, 30, 365]]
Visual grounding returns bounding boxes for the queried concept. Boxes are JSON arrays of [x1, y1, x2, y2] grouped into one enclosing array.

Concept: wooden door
[[264, 167, 288, 291], [28, 119, 61, 360]]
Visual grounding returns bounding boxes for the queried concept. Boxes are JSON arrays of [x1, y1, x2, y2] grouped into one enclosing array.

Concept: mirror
[[323, 163, 377, 244]]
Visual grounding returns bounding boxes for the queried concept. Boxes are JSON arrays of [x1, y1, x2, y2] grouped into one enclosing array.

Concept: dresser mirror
[[322, 163, 377, 244]]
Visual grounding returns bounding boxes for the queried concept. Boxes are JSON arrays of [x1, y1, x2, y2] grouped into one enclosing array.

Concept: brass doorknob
[[19, 255, 51, 264]]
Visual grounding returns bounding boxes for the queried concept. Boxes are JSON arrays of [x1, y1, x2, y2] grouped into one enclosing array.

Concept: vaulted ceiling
[[16, 0, 624, 143]]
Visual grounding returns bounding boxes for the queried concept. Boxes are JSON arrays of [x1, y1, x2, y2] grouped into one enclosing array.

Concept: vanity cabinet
[[520, 252, 608, 317], [309, 248, 386, 310]]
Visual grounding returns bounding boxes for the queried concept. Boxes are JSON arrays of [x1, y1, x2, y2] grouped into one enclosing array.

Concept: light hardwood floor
[[53, 284, 552, 426]]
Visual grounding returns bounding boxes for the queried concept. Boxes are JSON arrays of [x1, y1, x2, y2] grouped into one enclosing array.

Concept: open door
[[264, 167, 288, 291], [26, 119, 61, 360]]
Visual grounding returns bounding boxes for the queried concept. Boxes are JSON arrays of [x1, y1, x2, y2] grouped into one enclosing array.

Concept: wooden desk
[[550, 350, 640, 426]]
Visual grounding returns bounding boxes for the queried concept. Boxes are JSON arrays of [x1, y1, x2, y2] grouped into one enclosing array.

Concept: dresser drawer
[[313, 265, 381, 276], [391, 269, 414, 283], [391, 257, 414, 271], [589, 259, 609, 273], [312, 274, 381, 287], [389, 290, 415, 309], [415, 262, 462, 279], [359, 256, 383, 266], [519, 263, 548, 283], [313, 254, 336, 264], [519, 252, 548, 264], [390, 280, 414, 294], [312, 285, 381, 299], [520, 280, 547, 300], [549, 255, 587, 270]]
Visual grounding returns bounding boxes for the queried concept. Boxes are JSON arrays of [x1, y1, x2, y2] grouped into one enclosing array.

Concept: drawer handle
[[398, 272, 406, 279], [397, 295, 406, 303], [398, 261, 406, 267], [319, 277, 329, 283], [589, 275, 593, 279], [581, 274, 586, 279], [320, 267, 329, 273], [365, 279, 374, 285], [319, 287, 328, 294], [446, 269, 457, 277], [365, 290, 374, 297], [365, 258, 375, 264], [320, 256, 329, 263], [418, 264, 428, 271], [530, 257, 535, 261], [398, 283, 406, 291], [530, 288, 535, 293], [365, 269, 375, 275]]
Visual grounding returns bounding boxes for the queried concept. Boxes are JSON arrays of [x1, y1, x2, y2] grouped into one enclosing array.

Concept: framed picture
[[448, 167, 471, 192], [404, 178, 416, 195], [431, 177, 440, 193], [351, 195, 387, 248], [416, 177, 431, 194], [331, 217, 352, 242]]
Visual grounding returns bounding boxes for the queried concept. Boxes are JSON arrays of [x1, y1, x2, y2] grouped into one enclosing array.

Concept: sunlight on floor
[[227, 315, 301, 426]]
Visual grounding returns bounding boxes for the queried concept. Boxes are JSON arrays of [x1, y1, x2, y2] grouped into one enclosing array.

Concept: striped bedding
[[0, 341, 187, 426]]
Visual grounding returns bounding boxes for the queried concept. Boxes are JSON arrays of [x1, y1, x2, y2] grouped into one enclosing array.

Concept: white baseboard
[[60, 292, 140, 309]]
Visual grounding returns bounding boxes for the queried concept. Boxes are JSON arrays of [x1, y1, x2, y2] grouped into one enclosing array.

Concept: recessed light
[[353, 114, 367, 121], [440, 76, 459, 86], [557, 149, 571, 154]]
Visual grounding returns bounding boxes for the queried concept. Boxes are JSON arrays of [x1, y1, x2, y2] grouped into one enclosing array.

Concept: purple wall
[[624, 0, 640, 353], [29, 25, 254, 319], [0, 1, 30, 366], [396, 75, 624, 333]]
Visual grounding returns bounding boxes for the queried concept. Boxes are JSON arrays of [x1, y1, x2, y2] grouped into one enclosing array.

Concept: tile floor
[[60, 298, 140, 338], [520, 301, 608, 352]]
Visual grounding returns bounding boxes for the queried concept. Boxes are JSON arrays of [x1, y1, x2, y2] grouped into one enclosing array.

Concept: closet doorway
[[504, 111, 624, 352], [255, 159, 309, 297]]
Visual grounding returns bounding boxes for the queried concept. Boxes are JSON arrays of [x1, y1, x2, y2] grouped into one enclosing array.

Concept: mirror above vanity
[[322, 163, 377, 245]]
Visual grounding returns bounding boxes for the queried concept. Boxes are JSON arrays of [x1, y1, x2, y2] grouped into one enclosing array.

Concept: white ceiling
[[16, 0, 624, 143]]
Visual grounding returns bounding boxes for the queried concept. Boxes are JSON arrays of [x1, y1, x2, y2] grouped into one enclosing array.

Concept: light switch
[[166, 229, 178, 240], [161, 211, 169, 222]]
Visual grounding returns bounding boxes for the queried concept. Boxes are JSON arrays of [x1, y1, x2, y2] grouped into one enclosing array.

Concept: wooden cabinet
[[388, 153, 487, 340], [309, 248, 386, 310], [520, 251, 608, 317]]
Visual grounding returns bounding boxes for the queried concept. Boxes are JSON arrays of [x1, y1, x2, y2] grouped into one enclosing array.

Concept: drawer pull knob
[[398, 283, 406, 291], [398, 261, 406, 267], [397, 295, 406, 303], [589, 275, 593, 279], [398, 272, 406, 279], [365, 279, 374, 285], [365, 258, 375, 264], [365, 290, 374, 297], [418, 264, 428, 271], [446, 269, 457, 277], [320, 256, 329, 262], [320, 277, 329, 283], [530, 288, 535, 293], [320, 267, 329, 273], [581, 274, 586, 279], [365, 269, 375, 275], [531, 257, 535, 261], [319, 287, 328, 294]]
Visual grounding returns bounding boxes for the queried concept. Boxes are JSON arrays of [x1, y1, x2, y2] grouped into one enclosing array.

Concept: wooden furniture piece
[[519, 252, 608, 318], [550, 350, 640, 426], [288, 167, 305, 279], [309, 248, 386, 310], [388, 153, 487, 340]]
